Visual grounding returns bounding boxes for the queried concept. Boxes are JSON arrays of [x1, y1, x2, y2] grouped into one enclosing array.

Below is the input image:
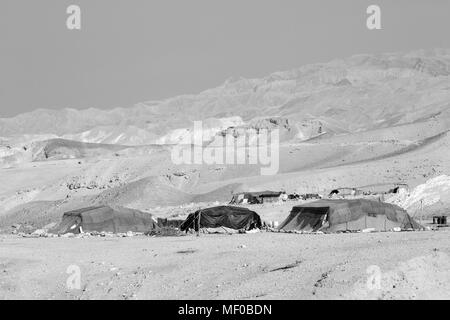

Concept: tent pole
[[197, 210, 201, 237]]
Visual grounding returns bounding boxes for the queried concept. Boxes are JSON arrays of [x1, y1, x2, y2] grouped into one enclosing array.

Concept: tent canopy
[[278, 199, 422, 232], [180, 206, 262, 231], [54, 205, 159, 234]]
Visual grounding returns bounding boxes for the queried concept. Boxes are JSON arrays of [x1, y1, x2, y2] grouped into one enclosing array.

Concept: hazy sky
[[1, 0, 449, 117]]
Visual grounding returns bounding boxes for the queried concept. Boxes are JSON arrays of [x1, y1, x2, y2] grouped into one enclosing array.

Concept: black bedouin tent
[[53, 205, 159, 234], [180, 206, 262, 232], [278, 199, 422, 233]]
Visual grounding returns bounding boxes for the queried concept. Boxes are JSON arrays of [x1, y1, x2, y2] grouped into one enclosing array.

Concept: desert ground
[[1, 228, 449, 300], [1, 49, 450, 300]]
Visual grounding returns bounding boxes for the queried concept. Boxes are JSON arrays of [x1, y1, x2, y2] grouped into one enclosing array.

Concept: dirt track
[[1, 229, 449, 300]]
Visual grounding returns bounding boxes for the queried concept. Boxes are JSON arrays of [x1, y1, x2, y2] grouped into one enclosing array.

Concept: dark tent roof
[[180, 206, 262, 232], [278, 199, 422, 233], [54, 205, 159, 234], [238, 191, 283, 197], [230, 191, 283, 204]]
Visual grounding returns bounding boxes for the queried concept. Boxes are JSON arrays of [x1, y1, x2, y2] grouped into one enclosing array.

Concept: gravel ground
[[0, 229, 449, 300]]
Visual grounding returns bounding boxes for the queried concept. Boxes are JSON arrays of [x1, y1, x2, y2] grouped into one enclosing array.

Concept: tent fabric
[[230, 191, 283, 204], [230, 193, 261, 204], [253, 191, 283, 198], [180, 206, 262, 232], [278, 199, 422, 232], [54, 205, 159, 234]]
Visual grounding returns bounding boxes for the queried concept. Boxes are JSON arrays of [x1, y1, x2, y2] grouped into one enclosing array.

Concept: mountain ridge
[[1, 49, 450, 144]]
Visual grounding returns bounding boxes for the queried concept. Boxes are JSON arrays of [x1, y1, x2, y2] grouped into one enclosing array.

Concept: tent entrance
[[279, 206, 329, 232], [296, 207, 329, 231]]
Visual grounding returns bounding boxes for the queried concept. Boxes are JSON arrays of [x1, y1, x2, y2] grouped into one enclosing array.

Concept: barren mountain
[[1, 49, 450, 230], [1, 49, 450, 142]]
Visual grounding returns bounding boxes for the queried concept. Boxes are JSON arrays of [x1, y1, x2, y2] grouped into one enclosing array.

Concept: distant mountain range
[[1, 48, 450, 145]]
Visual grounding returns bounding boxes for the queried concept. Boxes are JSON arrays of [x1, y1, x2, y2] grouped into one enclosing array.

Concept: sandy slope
[[0, 118, 448, 230], [0, 229, 448, 300]]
